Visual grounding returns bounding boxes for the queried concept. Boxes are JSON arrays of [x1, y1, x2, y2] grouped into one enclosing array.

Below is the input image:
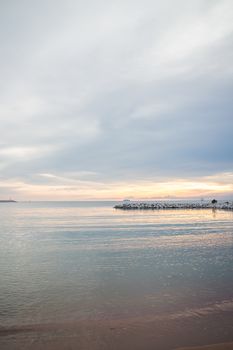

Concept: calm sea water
[[0, 201, 233, 349]]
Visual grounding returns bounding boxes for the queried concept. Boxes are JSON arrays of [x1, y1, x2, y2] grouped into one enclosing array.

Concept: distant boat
[[0, 199, 17, 203]]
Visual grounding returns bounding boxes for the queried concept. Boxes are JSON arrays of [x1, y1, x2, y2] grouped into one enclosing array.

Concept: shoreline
[[1, 299, 233, 350], [1, 321, 233, 350]]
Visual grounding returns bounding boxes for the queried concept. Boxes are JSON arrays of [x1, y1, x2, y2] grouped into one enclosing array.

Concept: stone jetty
[[114, 200, 233, 211]]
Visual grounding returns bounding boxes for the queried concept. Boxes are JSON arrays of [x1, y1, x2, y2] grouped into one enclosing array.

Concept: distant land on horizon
[[0, 199, 17, 203]]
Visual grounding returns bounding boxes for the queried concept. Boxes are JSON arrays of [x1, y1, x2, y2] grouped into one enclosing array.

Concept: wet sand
[[1, 301, 233, 350], [177, 342, 233, 350]]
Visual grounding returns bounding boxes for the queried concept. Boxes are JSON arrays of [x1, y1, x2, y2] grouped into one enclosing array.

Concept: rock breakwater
[[114, 201, 233, 211]]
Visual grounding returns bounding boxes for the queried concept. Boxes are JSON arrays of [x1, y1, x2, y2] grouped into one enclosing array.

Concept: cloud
[[0, 0, 232, 199], [1, 171, 232, 201]]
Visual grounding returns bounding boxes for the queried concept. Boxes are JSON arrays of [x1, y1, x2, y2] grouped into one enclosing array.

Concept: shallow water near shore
[[0, 201, 233, 349]]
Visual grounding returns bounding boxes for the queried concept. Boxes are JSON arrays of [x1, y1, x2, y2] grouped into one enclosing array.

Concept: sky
[[0, 0, 233, 200]]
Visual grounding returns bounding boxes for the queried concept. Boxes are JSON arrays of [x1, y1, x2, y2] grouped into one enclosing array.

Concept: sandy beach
[[1, 305, 233, 350]]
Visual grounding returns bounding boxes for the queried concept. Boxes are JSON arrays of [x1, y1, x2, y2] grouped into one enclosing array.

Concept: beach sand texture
[[177, 342, 233, 350]]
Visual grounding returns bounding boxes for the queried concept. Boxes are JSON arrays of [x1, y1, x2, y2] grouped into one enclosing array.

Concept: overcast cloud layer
[[0, 0, 233, 200]]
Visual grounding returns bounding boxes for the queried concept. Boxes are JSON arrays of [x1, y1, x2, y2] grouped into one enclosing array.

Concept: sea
[[0, 201, 233, 349]]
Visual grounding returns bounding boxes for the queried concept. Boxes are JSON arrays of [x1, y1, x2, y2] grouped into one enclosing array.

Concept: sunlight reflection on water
[[0, 202, 233, 329]]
